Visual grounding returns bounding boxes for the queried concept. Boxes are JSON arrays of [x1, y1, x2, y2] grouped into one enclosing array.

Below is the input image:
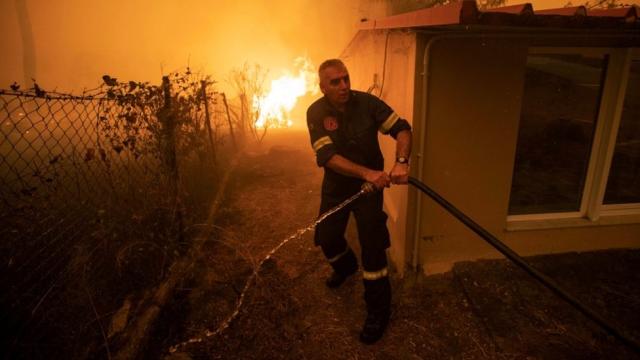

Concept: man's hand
[[390, 163, 409, 184], [364, 170, 391, 190], [325, 154, 393, 191]]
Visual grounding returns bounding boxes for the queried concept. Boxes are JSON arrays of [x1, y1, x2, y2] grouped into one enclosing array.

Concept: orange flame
[[253, 57, 317, 129]]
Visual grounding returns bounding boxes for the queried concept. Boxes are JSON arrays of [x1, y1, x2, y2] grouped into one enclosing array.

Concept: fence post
[[221, 92, 237, 150], [200, 80, 217, 167], [161, 76, 184, 243]]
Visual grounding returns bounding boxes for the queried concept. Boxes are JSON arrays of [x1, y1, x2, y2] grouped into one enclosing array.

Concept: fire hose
[[407, 176, 640, 353], [170, 177, 640, 354]]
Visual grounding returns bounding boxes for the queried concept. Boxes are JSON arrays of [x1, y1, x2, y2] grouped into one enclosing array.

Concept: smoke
[[0, 0, 388, 93]]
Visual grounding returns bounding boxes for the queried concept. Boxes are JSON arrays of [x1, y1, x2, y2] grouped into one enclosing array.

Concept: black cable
[[407, 176, 640, 353]]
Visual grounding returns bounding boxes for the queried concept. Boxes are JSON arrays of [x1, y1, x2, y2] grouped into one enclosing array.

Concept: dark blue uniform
[[306, 90, 411, 319]]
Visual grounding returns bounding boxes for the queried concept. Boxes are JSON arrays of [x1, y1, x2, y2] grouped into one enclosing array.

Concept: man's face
[[319, 65, 351, 107]]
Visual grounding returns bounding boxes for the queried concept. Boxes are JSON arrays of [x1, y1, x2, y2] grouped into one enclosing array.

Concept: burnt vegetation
[[0, 67, 262, 358]]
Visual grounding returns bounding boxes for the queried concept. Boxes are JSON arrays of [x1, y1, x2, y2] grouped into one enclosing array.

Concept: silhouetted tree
[[228, 63, 269, 143]]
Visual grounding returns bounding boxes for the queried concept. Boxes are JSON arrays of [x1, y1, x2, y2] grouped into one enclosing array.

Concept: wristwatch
[[396, 156, 409, 165]]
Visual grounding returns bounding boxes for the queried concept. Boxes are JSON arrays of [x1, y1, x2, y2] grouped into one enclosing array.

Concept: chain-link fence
[[0, 73, 229, 357]]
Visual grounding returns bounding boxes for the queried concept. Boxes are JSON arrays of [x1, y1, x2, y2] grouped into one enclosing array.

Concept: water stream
[[169, 188, 367, 353]]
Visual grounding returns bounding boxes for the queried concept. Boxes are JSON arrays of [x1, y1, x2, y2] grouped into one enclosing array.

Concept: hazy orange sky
[[1, 0, 638, 94], [0, 0, 386, 93]]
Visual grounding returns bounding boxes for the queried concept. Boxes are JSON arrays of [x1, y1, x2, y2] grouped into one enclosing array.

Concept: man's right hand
[[364, 170, 391, 190], [325, 155, 391, 191]]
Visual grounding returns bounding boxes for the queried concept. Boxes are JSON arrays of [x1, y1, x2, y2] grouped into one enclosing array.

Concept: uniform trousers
[[314, 190, 391, 316]]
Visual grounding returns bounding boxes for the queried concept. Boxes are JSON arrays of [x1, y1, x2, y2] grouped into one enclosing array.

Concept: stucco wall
[[413, 36, 527, 274], [340, 30, 640, 276], [415, 35, 640, 274], [342, 30, 417, 275]]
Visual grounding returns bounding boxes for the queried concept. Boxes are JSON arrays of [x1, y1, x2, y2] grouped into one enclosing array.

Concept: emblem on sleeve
[[323, 116, 338, 131]]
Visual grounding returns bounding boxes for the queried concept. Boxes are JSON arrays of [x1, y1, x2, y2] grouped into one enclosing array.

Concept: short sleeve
[[371, 95, 412, 139]]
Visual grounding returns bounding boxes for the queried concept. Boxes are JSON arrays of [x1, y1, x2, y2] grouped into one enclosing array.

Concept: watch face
[[397, 157, 408, 164]]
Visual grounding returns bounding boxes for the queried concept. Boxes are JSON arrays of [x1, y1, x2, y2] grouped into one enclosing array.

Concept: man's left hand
[[390, 163, 409, 184]]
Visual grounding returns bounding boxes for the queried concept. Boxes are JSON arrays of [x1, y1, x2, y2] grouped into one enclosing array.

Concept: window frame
[[507, 47, 640, 231]]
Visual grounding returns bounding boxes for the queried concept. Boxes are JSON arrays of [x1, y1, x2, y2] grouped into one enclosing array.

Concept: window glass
[[604, 59, 640, 204], [509, 53, 608, 215]]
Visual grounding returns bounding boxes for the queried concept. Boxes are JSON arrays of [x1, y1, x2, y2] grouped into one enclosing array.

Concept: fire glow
[[252, 58, 317, 129]]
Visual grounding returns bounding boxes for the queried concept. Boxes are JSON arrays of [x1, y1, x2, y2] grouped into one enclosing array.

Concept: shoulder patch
[[323, 116, 339, 131]]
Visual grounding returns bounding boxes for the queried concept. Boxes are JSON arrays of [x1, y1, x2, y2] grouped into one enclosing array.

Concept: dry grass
[[156, 130, 640, 360]]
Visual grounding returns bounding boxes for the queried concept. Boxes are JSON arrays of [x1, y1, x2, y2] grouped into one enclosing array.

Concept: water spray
[[169, 184, 371, 353], [169, 177, 640, 354]]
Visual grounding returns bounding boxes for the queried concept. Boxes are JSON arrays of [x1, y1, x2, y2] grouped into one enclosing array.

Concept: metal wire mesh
[[0, 77, 222, 357]]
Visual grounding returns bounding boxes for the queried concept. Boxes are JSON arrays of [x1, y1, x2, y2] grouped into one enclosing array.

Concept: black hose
[[407, 176, 640, 353]]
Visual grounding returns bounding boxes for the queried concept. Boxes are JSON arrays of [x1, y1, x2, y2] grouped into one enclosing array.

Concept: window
[[603, 58, 640, 205], [509, 53, 607, 215], [508, 48, 640, 228]]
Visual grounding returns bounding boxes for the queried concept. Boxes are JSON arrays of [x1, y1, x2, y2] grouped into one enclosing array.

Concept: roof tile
[[358, 0, 639, 30]]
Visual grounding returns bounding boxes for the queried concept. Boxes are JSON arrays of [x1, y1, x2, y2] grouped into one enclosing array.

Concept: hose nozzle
[[361, 182, 377, 194]]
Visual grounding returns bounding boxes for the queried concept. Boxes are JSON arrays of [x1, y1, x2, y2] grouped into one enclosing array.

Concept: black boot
[[360, 276, 391, 344], [326, 271, 353, 288], [359, 310, 390, 344], [326, 248, 358, 288]]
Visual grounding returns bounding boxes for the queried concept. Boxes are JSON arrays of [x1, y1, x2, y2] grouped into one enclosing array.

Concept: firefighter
[[306, 58, 412, 344]]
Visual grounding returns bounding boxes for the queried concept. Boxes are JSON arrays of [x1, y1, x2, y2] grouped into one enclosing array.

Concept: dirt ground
[[157, 130, 640, 360]]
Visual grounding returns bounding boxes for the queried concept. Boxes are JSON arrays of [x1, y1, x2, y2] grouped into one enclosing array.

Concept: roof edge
[[487, 3, 534, 15], [359, 0, 479, 30], [358, 1, 638, 31]]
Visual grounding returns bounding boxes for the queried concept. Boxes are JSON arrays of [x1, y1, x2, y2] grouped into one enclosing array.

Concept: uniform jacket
[[306, 90, 411, 197]]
